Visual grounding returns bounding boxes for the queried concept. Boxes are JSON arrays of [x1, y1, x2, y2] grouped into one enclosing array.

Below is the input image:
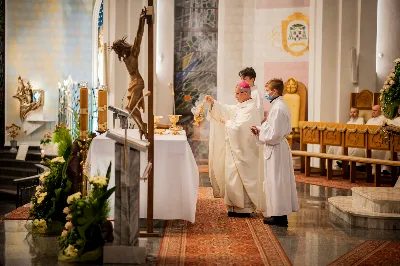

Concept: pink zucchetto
[[236, 81, 251, 89]]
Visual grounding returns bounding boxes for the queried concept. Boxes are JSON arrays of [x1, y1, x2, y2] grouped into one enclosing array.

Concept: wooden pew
[[296, 121, 399, 186]]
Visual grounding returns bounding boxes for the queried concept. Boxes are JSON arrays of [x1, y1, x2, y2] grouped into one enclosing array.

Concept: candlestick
[[168, 83, 175, 115], [98, 87, 107, 132], [79, 83, 88, 140]]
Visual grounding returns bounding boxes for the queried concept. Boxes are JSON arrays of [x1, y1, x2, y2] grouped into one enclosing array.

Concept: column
[[376, 0, 400, 90]]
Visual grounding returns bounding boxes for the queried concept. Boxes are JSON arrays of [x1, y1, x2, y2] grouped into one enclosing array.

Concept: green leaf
[[83, 206, 93, 219], [77, 217, 88, 225], [98, 186, 116, 204]]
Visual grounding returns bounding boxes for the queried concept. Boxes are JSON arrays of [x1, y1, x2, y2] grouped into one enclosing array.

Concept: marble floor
[[1, 174, 400, 266]]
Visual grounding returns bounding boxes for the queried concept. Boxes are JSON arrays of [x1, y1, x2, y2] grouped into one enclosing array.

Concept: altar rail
[[297, 121, 399, 178]]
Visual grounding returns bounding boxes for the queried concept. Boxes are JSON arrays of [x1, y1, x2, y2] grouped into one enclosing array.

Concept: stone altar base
[[103, 238, 147, 264], [103, 140, 148, 263], [328, 187, 400, 229]]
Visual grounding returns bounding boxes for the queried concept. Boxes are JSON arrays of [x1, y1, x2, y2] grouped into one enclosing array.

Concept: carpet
[[328, 240, 400, 266], [2, 204, 31, 220], [157, 187, 291, 266]]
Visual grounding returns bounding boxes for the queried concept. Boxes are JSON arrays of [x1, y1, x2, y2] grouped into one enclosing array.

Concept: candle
[[98, 88, 107, 132], [80, 85, 88, 140]]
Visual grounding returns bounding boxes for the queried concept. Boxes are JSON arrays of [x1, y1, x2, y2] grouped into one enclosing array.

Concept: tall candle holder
[[79, 82, 89, 141], [97, 85, 108, 134]]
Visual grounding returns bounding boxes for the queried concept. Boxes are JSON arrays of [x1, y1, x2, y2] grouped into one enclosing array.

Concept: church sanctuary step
[[0, 167, 37, 179], [0, 150, 42, 161], [0, 158, 41, 168], [351, 187, 400, 214], [328, 196, 400, 229]]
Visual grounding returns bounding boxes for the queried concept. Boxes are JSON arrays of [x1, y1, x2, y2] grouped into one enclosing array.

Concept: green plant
[[29, 156, 72, 234], [58, 162, 115, 263], [40, 131, 53, 145], [380, 58, 400, 119], [53, 124, 73, 159]]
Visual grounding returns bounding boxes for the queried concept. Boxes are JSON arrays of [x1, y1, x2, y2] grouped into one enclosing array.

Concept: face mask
[[265, 92, 274, 101]]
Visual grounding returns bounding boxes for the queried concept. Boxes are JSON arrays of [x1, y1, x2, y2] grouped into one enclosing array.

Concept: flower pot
[[10, 140, 18, 153]]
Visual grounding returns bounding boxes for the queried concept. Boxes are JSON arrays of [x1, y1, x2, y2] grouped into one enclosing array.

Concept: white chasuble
[[256, 97, 299, 217], [207, 99, 263, 211]]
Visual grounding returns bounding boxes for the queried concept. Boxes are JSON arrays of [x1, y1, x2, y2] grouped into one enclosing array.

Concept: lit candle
[[80, 84, 88, 140], [98, 88, 107, 132]]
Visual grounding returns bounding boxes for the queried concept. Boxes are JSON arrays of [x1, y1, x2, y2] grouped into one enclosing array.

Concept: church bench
[[291, 150, 400, 187], [296, 121, 400, 183]]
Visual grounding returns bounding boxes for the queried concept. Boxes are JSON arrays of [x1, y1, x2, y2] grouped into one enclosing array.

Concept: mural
[[174, 0, 219, 163]]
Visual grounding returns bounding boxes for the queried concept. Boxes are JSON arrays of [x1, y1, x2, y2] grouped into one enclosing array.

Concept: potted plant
[[6, 123, 21, 153]]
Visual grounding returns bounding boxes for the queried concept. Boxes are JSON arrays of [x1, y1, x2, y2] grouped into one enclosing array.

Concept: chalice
[[168, 115, 182, 135], [154, 116, 163, 129]]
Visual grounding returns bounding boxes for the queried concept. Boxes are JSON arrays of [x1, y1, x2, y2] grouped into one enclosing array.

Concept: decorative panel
[[393, 135, 400, 152], [322, 131, 342, 146], [345, 132, 365, 148], [368, 133, 389, 150], [302, 128, 319, 144]]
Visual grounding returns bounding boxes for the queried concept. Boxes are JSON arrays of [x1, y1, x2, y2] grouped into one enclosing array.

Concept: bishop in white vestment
[[252, 78, 299, 227], [206, 81, 263, 217]]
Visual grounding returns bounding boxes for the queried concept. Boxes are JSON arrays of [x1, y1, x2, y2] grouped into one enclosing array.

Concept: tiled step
[[0, 150, 42, 161], [328, 196, 400, 229], [0, 167, 37, 178], [0, 158, 41, 168], [352, 187, 400, 214]]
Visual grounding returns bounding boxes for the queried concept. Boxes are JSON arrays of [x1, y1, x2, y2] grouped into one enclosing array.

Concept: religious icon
[[13, 75, 43, 121]]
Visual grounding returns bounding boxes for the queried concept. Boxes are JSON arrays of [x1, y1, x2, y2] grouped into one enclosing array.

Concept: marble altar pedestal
[[103, 131, 149, 264]]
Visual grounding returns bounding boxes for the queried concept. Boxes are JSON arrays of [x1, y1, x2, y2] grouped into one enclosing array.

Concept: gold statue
[[283, 78, 301, 129], [13, 75, 41, 121], [110, 8, 148, 140]]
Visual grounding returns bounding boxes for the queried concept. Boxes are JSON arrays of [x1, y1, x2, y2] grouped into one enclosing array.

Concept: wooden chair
[[282, 78, 308, 149], [350, 90, 381, 122]]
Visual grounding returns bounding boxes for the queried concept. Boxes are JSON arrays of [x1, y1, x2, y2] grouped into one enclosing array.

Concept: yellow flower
[[394, 58, 400, 63], [39, 172, 50, 183], [67, 192, 82, 204], [64, 244, 78, 258], [51, 156, 65, 164], [66, 214, 72, 220]]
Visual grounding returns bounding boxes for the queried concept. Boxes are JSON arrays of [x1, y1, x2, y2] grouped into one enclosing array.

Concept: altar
[[86, 128, 199, 223]]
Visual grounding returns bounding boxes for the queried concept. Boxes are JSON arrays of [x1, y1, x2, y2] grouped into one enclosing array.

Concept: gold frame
[[281, 12, 309, 57], [32, 90, 44, 106]]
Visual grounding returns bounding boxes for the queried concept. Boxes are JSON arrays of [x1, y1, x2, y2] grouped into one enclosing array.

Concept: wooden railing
[[298, 121, 399, 176], [13, 164, 50, 208]]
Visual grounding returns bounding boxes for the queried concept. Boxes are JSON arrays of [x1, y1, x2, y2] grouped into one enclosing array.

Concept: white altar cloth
[[86, 129, 199, 223]]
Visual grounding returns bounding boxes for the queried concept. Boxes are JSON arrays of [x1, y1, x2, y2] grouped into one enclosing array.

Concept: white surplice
[[251, 85, 265, 122], [207, 99, 264, 212], [367, 115, 391, 171], [256, 96, 299, 217]]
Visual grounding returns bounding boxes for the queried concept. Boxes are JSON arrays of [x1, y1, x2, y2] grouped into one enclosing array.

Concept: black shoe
[[228, 212, 251, 218], [382, 170, 391, 175], [263, 216, 288, 227], [336, 161, 343, 168]]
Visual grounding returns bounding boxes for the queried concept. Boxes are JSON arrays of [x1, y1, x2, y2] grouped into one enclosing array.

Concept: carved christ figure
[[111, 8, 148, 139]]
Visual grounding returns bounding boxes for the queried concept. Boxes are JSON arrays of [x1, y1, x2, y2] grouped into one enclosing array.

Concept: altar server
[[206, 81, 263, 217], [239, 67, 265, 122], [251, 78, 299, 227]]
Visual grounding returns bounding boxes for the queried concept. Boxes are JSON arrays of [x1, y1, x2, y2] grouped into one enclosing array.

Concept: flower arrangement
[[58, 162, 115, 263], [29, 156, 71, 234], [6, 123, 21, 140], [380, 58, 400, 119], [40, 131, 53, 145]]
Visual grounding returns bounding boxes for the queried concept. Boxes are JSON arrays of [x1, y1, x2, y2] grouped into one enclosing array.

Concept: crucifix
[[109, 2, 156, 236]]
